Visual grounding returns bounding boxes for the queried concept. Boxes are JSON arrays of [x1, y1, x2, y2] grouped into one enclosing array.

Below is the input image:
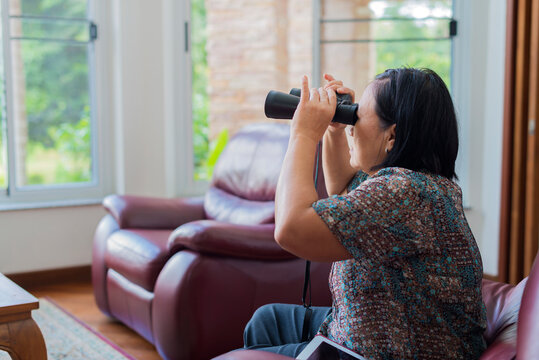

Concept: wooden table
[[0, 273, 47, 359]]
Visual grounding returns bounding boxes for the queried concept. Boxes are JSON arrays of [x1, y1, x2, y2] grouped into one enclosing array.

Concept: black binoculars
[[264, 88, 358, 125]]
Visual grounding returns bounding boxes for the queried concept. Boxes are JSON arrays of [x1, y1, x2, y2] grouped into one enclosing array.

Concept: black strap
[[301, 305, 313, 342], [301, 260, 312, 342], [301, 259, 313, 343], [302, 260, 311, 307]]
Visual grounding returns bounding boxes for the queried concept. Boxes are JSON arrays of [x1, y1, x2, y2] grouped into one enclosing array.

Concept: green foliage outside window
[[191, 0, 211, 180], [372, 1, 452, 88], [23, 0, 90, 185], [0, 0, 92, 187], [23, 39, 92, 185]]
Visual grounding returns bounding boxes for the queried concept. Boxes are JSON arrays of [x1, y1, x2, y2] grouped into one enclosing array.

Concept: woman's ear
[[386, 124, 396, 152]]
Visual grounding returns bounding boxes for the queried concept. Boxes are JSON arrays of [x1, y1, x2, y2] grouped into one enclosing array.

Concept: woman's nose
[[347, 126, 353, 137]]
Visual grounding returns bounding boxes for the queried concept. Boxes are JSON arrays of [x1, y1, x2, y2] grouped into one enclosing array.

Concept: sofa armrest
[[103, 194, 205, 229], [167, 220, 295, 260]]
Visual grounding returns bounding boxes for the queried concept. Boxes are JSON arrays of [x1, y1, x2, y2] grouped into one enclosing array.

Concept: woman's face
[[347, 82, 395, 174]]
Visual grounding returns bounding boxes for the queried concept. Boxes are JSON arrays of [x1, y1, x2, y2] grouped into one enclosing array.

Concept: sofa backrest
[[480, 278, 524, 359], [205, 123, 290, 225]]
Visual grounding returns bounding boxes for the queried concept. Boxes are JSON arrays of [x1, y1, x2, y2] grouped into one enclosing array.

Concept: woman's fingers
[[325, 82, 344, 91], [298, 75, 340, 106], [337, 87, 354, 95], [324, 73, 336, 82], [300, 75, 310, 104], [319, 87, 328, 103], [335, 87, 355, 102], [310, 87, 320, 101], [328, 88, 337, 106], [325, 80, 343, 89], [324, 74, 343, 90]]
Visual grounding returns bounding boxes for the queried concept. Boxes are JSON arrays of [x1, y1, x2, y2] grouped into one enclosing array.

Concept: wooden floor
[[25, 280, 162, 360]]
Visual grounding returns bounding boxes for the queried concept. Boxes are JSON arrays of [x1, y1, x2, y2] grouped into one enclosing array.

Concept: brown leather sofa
[[92, 123, 332, 360], [215, 253, 539, 359]]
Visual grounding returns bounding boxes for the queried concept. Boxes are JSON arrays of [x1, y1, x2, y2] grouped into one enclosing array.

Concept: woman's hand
[[291, 76, 337, 143], [320, 74, 358, 195], [323, 74, 356, 134], [323, 73, 355, 102]]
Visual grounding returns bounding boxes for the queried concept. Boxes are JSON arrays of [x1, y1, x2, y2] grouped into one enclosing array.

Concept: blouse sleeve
[[312, 172, 421, 266]]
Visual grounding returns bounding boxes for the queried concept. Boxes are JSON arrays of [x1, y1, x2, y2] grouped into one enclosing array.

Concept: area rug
[[0, 298, 136, 360]]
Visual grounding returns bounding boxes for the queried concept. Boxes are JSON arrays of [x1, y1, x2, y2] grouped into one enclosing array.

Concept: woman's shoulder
[[361, 167, 419, 188], [355, 167, 462, 199]]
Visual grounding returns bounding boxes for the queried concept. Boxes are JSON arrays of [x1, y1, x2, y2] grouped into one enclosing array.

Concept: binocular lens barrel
[[264, 89, 358, 125]]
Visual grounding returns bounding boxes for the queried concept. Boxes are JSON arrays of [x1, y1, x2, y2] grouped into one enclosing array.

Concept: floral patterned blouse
[[312, 167, 486, 360]]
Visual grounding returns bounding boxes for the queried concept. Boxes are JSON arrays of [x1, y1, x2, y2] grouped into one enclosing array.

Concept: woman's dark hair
[[373, 67, 459, 180]]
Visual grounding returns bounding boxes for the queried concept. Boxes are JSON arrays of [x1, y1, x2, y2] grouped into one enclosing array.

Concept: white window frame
[[0, 0, 113, 210], [168, 0, 471, 201], [451, 0, 471, 207], [312, 0, 471, 206], [164, 0, 209, 197]]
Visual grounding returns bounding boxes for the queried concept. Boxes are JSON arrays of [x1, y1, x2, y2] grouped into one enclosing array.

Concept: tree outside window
[[0, 0, 95, 192]]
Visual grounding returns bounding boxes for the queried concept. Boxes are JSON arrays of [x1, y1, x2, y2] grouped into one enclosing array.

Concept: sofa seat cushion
[[105, 228, 172, 292]]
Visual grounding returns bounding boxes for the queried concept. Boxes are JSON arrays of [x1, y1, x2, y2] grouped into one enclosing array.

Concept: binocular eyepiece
[[264, 88, 358, 125]]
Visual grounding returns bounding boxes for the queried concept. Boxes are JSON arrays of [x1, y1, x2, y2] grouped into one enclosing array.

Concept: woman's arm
[[274, 76, 352, 262], [322, 128, 357, 195], [321, 74, 357, 195]]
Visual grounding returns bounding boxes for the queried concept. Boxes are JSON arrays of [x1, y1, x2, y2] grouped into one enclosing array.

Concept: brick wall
[[205, 0, 372, 140], [206, 0, 299, 139]]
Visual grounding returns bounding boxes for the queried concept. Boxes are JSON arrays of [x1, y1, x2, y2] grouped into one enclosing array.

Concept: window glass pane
[[10, 17, 89, 42], [191, 0, 295, 181], [374, 39, 451, 85], [369, 0, 452, 18], [13, 0, 87, 18], [320, 0, 452, 94], [0, 7, 6, 190], [191, 0, 209, 180], [13, 39, 92, 186]]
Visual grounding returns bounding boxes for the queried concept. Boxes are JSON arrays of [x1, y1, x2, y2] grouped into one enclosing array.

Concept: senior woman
[[243, 68, 486, 359]]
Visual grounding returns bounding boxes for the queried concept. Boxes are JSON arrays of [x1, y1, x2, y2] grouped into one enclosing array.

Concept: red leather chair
[[92, 123, 332, 360], [214, 254, 539, 359]]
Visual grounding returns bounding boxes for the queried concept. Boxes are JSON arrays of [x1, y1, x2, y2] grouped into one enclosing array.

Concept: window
[[314, 0, 454, 101], [182, 0, 467, 200], [313, 0, 469, 203], [0, 0, 104, 207], [187, 0, 312, 184], [190, 0, 209, 180]]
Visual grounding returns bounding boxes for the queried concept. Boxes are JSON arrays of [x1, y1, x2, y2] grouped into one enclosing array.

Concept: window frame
[[165, 0, 209, 197], [312, 0, 470, 206], [0, 0, 113, 210], [171, 0, 471, 201], [451, 0, 471, 207]]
